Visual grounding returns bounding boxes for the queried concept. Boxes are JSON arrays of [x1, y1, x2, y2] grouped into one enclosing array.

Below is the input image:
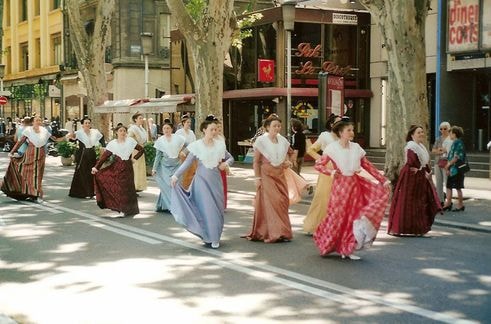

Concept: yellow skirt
[[303, 172, 333, 234]]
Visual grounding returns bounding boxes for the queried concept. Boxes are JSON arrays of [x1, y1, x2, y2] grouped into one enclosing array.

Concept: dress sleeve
[[224, 150, 234, 166], [11, 136, 28, 153], [94, 149, 112, 169], [133, 144, 144, 160], [314, 155, 335, 176], [405, 149, 421, 169], [152, 150, 163, 171], [173, 152, 197, 178], [306, 140, 322, 158], [361, 157, 387, 184]]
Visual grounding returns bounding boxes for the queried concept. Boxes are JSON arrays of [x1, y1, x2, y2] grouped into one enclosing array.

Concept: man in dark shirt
[[290, 118, 306, 174]]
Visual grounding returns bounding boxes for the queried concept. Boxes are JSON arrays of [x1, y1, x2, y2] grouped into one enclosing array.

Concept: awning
[[94, 94, 195, 114], [223, 87, 372, 99]]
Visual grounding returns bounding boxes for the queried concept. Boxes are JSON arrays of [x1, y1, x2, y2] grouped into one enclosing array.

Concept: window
[[159, 13, 171, 65], [51, 0, 61, 11], [20, 0, 27, 22], [20, 43, 29, 71], [51, 34, 62, 65]]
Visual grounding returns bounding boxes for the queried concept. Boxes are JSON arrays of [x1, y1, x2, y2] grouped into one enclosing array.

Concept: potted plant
[[56, 141, 77, 166], [143, 141, 156, 176]]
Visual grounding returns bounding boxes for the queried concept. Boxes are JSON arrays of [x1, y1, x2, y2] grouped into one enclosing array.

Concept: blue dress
[[170, 139, 233, 244], [153, 134, 185, 212]]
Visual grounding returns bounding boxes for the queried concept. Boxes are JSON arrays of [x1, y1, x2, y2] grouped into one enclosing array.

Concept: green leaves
[[185, 0, 207, 22]]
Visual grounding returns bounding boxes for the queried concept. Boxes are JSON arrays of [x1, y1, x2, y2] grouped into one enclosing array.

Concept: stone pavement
[[229, 161, 491, 234]]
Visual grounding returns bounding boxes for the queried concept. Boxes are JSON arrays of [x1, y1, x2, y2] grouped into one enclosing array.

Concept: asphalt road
[[1, 154, 490, 324]]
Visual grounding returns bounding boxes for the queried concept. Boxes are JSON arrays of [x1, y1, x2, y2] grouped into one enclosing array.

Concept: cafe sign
[[447, 0, 479, 53], [294, 43, 352, 77]]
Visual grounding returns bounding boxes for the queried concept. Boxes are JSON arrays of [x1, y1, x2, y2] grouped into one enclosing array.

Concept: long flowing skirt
[[133, 152, 147, 191], [244, 163, 292, 243], [220, 169, 228, 209], [154, 157, 180, 212], [303, 172, 333, 233], [170, 162, 224, 243], [94, 158, 139, 216], [388, 166, 441, 235], [1, 145, 46, 200], [284, 167, 308, 205], [314, 174, 389, 256], [69, 147, 97, 198]]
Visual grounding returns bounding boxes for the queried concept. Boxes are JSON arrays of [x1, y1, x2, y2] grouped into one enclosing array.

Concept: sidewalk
[[230, 161, 491, 234]]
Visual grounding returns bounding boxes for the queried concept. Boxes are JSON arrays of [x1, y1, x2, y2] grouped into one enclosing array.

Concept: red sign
[[448, 0, 480, 52], [258, 59, 275, 83], [0, 96, 8, 105], [293, 43, 352, 76]]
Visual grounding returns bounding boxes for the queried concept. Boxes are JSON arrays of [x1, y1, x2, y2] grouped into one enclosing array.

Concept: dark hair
[[405, 125, 423, 142], [132, 112, 143, 122], [114, 124, 128, 132], [325, 114, 339, 132], [81, 115, 91, 124], [180, 116, 190, 125], [290, 118, 303, 132], [331, 120, 354, 137], [450, 125, 464, 138], [263, 115, 282, 129], [199, 119, 217, 132], [162, 119, 174, 130], [205, 114, 219, 122]]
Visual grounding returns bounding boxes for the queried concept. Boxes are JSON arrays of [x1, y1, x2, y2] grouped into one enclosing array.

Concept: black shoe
[[452, 206, 465, 212], [442, 203, 453, 211]]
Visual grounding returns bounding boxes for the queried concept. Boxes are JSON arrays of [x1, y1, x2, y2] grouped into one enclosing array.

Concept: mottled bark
[[166, 0, 236, 129], [360, 0, 430, 182], [65, 0, 114, 140]]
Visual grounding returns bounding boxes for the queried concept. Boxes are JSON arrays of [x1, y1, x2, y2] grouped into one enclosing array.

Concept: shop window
[[51, 34, 62, 66], [19, 0, 27, 22], [20, 43, 29, 71]]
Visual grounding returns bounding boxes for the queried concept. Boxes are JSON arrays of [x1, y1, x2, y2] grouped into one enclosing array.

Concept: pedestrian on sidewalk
[[67, 116, 105, 199], [443, 126, 467, 212], [290, 118, 306, 175], [243, 115, 296, 243], [91, 125, 144, 217], [1, 115, 51, 202], [152, 120, 185, 213], [313, 119, 390, 260], [170, 119, 234, 249], [431, 121, 453, 204], [303, 114, 340, 234], [127, 113, 148, 192], [175, 115, 197, 190], [388, 125, 442, 236]]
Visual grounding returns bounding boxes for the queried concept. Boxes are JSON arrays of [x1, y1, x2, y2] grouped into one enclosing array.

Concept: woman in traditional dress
[[431, 121, 453, 204], [152, 120, 185, 212], [388, 125, 442, 236], [443, 126, 467, 212], [303, 114, 340, 234], [127, 113, 148, 192], [243, 115, 295, 243], [68, 116, 105, 198], [170, 119, 234, 248], [1, 115, 51, 202], [175, 116, 197, 190], [314, 119, 390, 260], [91, 125, 144, 217]]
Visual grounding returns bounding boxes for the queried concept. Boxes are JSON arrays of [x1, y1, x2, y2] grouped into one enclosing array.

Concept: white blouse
[[128, 124, 148, 144], [253, 133, 290, 167], [175, 128, 196, 145], [75, 129, 103, 148], [187, 138, 226, 169], [324, 141, 366, 176], [105, 137, 138, 160], [22, 126, 50, 148], [154, 134, 185, 158]]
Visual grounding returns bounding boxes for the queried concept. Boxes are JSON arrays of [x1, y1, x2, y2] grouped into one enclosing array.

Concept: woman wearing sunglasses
[[431, 122, 453, 204]]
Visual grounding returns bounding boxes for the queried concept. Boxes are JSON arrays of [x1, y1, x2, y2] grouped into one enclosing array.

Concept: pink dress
[[313, 141, 389, 256]]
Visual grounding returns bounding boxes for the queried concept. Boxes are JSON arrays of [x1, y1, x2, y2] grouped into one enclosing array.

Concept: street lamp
[[141, 32, 153, 99], [282, 1, 295, 138]]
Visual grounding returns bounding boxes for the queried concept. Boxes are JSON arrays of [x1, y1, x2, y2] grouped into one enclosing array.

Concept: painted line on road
[[39, 200, 476, 324], [78, 219, 162, 245]]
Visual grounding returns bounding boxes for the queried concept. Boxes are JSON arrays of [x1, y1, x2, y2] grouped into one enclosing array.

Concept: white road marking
[[34, 200, 476, 324]]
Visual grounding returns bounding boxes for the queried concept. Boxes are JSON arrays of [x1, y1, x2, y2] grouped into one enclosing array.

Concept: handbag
[[455, 159, 470, 174], [437, 158, 448, 168]]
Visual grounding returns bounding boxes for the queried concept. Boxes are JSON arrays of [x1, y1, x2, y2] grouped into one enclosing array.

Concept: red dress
[[313, 142, 389, 256], [388, 149, 441, 236]]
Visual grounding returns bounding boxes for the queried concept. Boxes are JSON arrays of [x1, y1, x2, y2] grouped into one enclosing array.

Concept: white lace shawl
[[75, 129, 103, 148], [324, 141, 366, 176], [317, 131, 337, 153], [187, 138, 226, 169], [175, 128, 196, 145], [253, 133, 290, 167], [154, 134, 185, 158], [405, 141, 430, 169], [22, 126, 50, 148], [105, 137, 138, 160], [128, 124, 148, 144]]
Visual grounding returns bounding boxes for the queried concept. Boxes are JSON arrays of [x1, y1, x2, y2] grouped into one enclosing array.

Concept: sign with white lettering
[[447, 0, 479, 53], [332, 13, 358, 25]]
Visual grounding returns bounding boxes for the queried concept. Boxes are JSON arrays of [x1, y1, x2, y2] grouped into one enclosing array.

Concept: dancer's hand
[[170, 175, 178, 187], [218, 162, 228, 171], [91, 167, 98, 174]]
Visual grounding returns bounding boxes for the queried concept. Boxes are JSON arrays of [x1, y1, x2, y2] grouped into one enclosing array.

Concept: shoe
[[442, 203, 453, 211], [452, 206, 465, 212], [307, 186, 314, 195], [341, 254, 361, 260], [211, 242, 220, 249]]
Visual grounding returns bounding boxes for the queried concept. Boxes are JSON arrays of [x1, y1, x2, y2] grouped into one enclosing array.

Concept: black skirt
[[446, 172, 465, 189]]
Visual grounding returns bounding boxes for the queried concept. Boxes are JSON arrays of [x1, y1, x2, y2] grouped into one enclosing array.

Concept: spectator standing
[[431, 121, 453, 204], [290, 118, 306, 175], [443, 126, 467, 212]]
